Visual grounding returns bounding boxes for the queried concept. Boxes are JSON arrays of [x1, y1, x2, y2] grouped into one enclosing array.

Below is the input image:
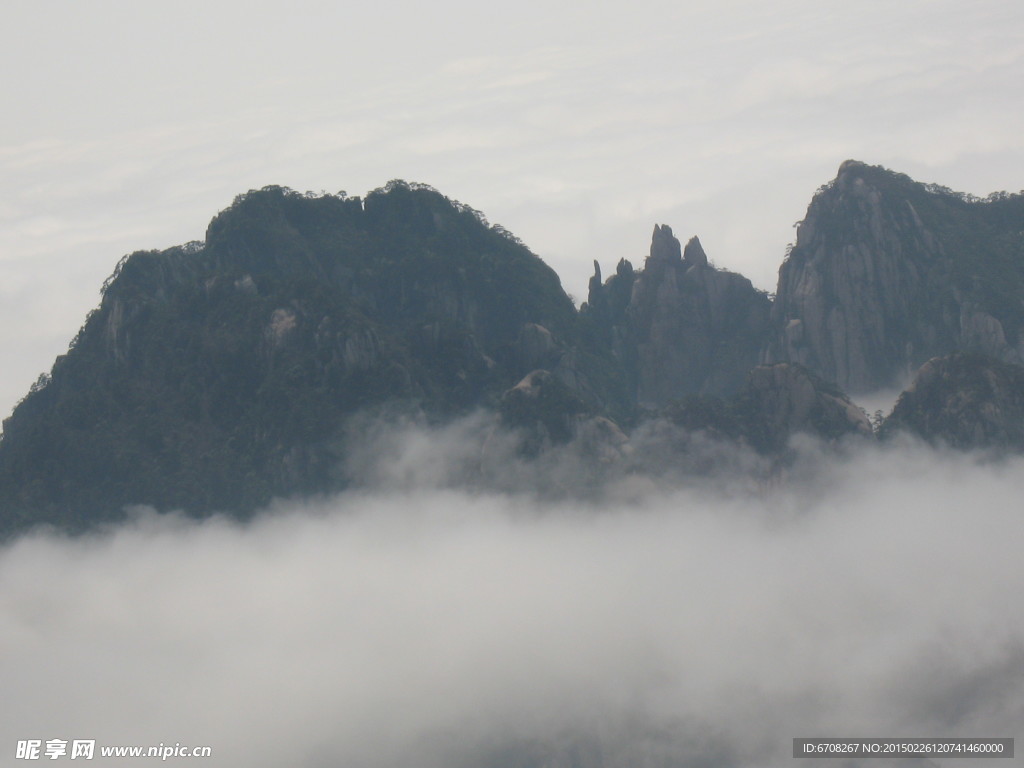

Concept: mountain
[[0, 182, 598, 532], [583, 224, 771, 407], [2, 164, 1022, 534], [766, 160, 1024, 394]]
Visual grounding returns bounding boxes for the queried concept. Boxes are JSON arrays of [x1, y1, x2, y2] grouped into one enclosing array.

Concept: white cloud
[[1, 429, 1022, 766]]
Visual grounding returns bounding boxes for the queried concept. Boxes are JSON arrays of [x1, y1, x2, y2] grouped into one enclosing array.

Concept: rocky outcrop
[[498, 369, 628, 460], [500, 370, 588, 445], [586, 225, 771, 408], [666, 362, 871, 454], [740, 363, 872, 451], [766, 160, 1024, 394], [881, 353, 1024, 450]]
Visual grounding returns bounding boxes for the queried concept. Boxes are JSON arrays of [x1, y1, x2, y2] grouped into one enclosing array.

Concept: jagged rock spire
[[648, 224, 682, 264], [683, 236, 708, 268]]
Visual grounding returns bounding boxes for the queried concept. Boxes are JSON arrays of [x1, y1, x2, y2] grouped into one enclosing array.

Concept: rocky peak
[[0, 183, 584, 531], [683, 236, 708, 269], [833, 158, 881, 185], [766, 160, 1024, 394], [627, 230, 770, 406], [647, 224, 683, 265], [581, 223, 771, 408], [5, 163, 1024, 536], [837, 158, 866, 175]]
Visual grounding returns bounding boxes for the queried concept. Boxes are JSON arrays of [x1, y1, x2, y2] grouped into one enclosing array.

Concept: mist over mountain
[[1, 161, 1024, 766], [1, 162, 1023, 534], [3, 423, 1023, 768]]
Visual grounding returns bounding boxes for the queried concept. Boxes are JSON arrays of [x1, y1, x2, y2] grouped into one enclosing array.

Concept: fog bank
[[2, 426, 1022, 767]]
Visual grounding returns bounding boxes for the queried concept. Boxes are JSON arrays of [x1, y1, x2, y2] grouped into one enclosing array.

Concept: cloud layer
[[2, 423, 1022, 766]]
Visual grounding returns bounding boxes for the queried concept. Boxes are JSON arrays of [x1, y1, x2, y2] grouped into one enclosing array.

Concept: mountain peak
[[0, 182, 584, 531], [836, 158, 868, 176], [683, 236, 708, 268], [648, 224, 682, 264], [768, 159, 1024, 393]]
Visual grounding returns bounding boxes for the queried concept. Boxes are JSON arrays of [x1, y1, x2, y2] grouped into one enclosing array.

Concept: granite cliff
[[584, 224, 771, 407], [766, 160, 1024, 393]]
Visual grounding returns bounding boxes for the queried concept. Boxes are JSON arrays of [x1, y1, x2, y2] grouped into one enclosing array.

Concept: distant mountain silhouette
[[2, 165, 1022, 533]]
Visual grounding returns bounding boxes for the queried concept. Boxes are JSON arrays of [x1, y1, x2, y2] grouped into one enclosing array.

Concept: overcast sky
[[1, 0, 1023, 415]]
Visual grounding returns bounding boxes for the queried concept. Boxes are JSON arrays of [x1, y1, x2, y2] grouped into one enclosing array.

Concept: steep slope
[[0, 182, 583, 531], [766, 160, 1024, 394], [881, 352, 1024, 450], [584, 225, 771, 407]]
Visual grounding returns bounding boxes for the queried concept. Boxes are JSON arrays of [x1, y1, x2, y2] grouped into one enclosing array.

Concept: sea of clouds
[[2, 418, 1022, 767]]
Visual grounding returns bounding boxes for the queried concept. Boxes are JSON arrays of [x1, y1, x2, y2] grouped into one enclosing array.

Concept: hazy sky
[[1, 0, 1022, 417]]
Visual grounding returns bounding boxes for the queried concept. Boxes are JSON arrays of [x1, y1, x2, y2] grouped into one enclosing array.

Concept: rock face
[[585, 225, 771, 407], [498, 369, 629, 461], [499, 369, 590, 448], [665, 362, 871, 454], [767, 160, 1024, 394], [882, 353, 1024, 450], [740, 363, 872, 451]]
